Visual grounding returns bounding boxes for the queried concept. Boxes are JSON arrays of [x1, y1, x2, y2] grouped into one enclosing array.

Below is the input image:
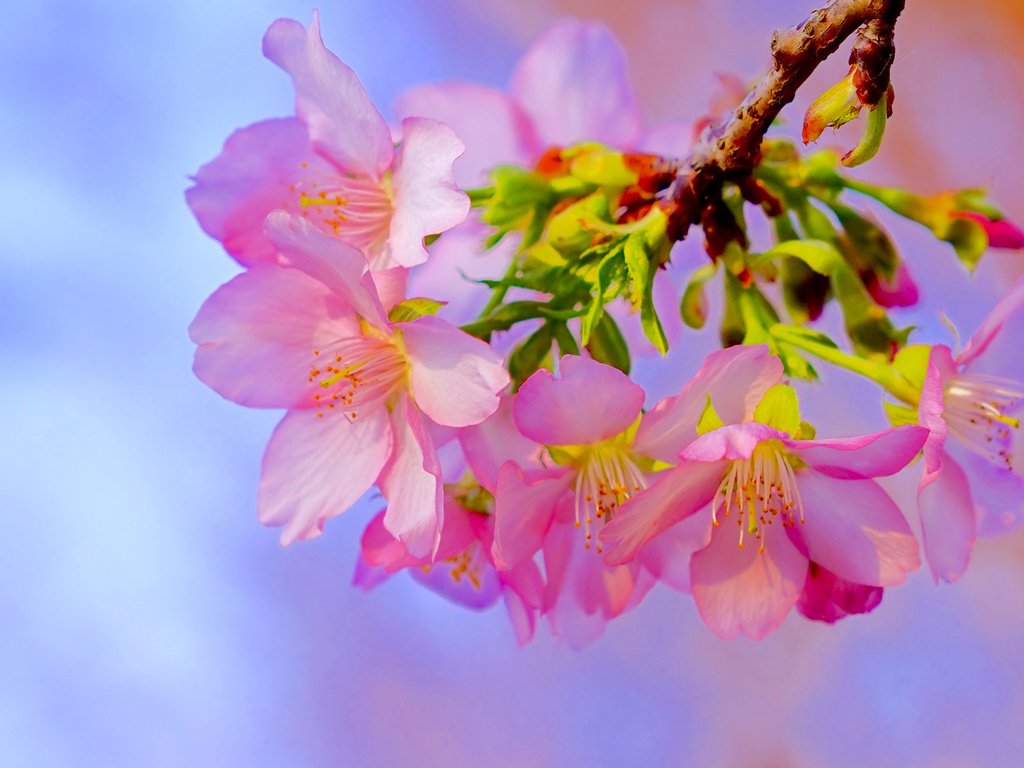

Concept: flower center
[[307, 334, 407, 421], [293, 168, 393, 267], [441, 542, 487, 590], [713, 442, 804, 552], [943, 373, 1023, 470], [573, 444, 647, 553]]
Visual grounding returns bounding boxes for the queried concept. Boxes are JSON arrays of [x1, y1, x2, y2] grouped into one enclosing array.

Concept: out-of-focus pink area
[[3, 1, 1024, 765]]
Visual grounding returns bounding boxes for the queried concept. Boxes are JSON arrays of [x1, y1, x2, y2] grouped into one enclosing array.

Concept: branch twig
[[662, 0, 906, 243]]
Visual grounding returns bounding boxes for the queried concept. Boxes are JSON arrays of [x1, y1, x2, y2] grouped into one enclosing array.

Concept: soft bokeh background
[[4, 1, 1024, 765]]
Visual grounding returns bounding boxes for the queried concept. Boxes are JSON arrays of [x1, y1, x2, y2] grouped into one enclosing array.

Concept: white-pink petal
[[262, 12, 393, 178], [258, 407, 392, 545], [786, 426, 927, 480], [402, 315, 509, 428], [918, 449, 976, 583]]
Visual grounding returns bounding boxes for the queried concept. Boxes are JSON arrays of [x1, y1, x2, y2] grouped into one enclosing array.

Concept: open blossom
[[915, 274, 1024, 582], [479, 352, 779, 646], [601, 346, 926, 640], [186, 11, 468, 272], [189, 211, 508, 555], [354, 484, 545, 645]]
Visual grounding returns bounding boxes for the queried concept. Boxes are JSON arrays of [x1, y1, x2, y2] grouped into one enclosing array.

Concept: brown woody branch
[[662, 0, 905, 245]]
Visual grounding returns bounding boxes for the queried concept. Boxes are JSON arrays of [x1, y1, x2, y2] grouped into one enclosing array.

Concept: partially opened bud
[[802, 66, 862, 144]]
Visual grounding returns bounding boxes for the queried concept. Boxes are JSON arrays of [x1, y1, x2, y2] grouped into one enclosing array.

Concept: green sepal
[[508, 324, 555, 388], [388, 297, 447, 324], [943, 215, 988, 271], [753, 384, 802, 435], [552, 322, 580, 356], [697, 395, 725, 435], [586, 312, 631, 374], [891, 344, 930, 392], [547, 192, 614, 258], [841, 91, 888, 168], [883, 401, 920, 428], [569, 148, 638, 187]]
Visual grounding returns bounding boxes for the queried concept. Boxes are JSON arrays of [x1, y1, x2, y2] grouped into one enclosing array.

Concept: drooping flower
[[601, 347, 926, 640], [354, 486, 545, 645], [906, 274, 1024, 582], [186, 12, 469, 272], [189, 211, 508, 555], [797, 561, 884, 625]]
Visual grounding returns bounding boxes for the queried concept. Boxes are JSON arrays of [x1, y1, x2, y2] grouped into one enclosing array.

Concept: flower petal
[[600, 462, 723, 565], [492, 462, 573, 569], [957, 273, 1024, 369], [918, 449, 976, 583], [920, 345, 956, 478], [510, 20, 642, 149], [514, 355, 644, 446], [264, 211, 388, 327], [401, 315, 509, 427], [262, 13, 393, 177], [359, 509, 417, 572], [258, 407, 392, 545], [190, 265, 357, 408], [788, 470, 919, 587], [634, 511, 715, 592], [797, 562, 883, 624], [394, 83, 531, 186], [691, 522, 807, 640], [459, 396, 543, 492], [634, 345, 783, 463], [378, 396, 444, 559], [952, 446, 1024, 535], [785, 425, 927, 480], [386, 117, 471, 268], [680, 422, 783, 463], [186, 118, 332, 267]]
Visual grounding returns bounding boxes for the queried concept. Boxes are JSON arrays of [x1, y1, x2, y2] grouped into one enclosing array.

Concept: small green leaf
[[943, 216, 988, 271], [753, 384, 802, 435], [883, 400, 920, 428], [509, 324, 555, 387], [892, 344, 931, 391], [388, 297, 447, 324], [552, 322, 580, 356], [841, 90, 888, 168]]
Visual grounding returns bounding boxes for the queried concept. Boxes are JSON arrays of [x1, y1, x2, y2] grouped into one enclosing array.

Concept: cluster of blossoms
[[189, 13, 1024, 644]]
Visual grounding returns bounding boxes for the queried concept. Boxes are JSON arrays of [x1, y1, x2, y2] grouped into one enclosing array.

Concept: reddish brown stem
[[662, 0, 905, 244]]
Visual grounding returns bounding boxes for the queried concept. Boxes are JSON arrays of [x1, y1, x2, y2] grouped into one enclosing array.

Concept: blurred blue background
[[3, 1, 1024, 765]]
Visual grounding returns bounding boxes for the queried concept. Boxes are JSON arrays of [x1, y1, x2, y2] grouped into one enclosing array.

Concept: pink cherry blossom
[[600, 347, 926, 640], [189, 211, 508, 556], [186, 12, 469, 271], [797, 561, 884, 624], [916, 274, 1024, 582], [354, 492, 545, 646]]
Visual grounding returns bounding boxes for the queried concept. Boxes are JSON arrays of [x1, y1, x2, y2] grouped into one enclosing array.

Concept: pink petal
[[510, 20, 642, 150], [637, 120, 694, 157], [797, 562, 883, 624], [401, 314, 509, 427], [957, 274, 1024, 369], [492, 462, 573, 569], [190, 265, 357, 409], [634, 345, 783, 463], [387, 117, 471, 268], [918, 449, 976, 583], [378, 396, 444, 558], [787, 470, 920, 587], [690, 522, 808, 640], [785, 425, 927, 480], [394, 83, 532, 185], [600, 461, 723, 565], [258, 407, 392, 545], [369, 267, 409, 313], [514, 355, 644, 446], [920, 345, 956, 478], [865, 262, 919, 308], [359, 510, 417, 572], [262, 13, 393, 178], [634, 511, 715, 592], [953, 447, 1024, 535], [186, 118, 332, 267], [680, 422, 783, 463], [264, 211, 388, 327], [459, 397, 543, 492], [955, 211, 1024, 249]]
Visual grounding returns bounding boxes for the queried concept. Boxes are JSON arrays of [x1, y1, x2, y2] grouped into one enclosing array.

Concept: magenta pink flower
[[189, 211, 508, 555], [600, 347, 926, 640], [186, 12, 469, 271], [916, 274, 1024, 582], [797, 562, 884, 624], [354, 490, 545, 645]]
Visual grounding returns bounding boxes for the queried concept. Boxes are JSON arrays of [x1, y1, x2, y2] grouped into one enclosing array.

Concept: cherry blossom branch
[[663, 0, 905, 242]]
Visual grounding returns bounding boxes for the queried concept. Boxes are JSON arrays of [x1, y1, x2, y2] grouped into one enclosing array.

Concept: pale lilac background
[[3, 1, 1024, 766]]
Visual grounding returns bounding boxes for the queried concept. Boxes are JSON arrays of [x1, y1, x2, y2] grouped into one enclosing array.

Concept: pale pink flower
[[354, 491, 545, 645], [917, 274, 1024, 582], [189, 211, 508, 555], [186, 12, 468, 272], [601, 346, 926, 640]]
